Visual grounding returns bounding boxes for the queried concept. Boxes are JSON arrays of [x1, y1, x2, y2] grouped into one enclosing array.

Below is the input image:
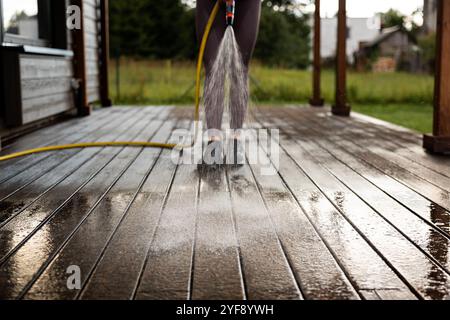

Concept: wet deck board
[[0, 108, 124, 185], [1, 106, 450, 300], [256, 108, 449, 300], [191, 167, 245, 300]]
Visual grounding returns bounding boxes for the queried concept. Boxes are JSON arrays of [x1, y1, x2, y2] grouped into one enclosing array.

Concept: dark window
[[1, 0, 53, 47]]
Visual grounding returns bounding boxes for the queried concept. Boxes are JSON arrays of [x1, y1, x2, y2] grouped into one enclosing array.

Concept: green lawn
[[352, 103, 433, 133], [109, 59, 434, 133]]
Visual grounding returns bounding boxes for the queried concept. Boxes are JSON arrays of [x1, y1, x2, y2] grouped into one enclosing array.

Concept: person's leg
[[229, 0, 261, 130], [196, 0, 227, 132], [196, 0, 228, 166], [233, 0, 262, 67]]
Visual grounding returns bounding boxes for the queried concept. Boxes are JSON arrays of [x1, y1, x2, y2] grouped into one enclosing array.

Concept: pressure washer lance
[[226, 0, 235, 26]]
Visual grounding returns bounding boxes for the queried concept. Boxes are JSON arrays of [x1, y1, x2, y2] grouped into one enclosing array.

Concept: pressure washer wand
[[226, 0, 235, 26]]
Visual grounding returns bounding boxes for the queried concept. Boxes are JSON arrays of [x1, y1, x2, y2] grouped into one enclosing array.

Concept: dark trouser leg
[[196, 0, 226, 131], [196, 0, 261, 130], [230, 0, 261, 129], [234, 0, 262, 68]]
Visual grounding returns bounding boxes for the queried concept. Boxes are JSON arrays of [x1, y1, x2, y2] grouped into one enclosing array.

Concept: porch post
[[100, 0, 112, 107], [309, 0, 324, 107], [332, 0, 351, 116], [424, 0, 450, 154], [72, 0, 90, 116]]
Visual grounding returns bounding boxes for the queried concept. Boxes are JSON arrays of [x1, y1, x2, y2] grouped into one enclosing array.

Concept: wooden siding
[[83, 0, 101, 103], [19, 55, 75, 125], [0, 0, 103, 137]]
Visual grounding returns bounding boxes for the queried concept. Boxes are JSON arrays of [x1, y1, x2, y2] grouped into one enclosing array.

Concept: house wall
[[378, 32, 411, 60], [0, 51, 3, 122], [372, 31, 420, 72], [19, 54, 75, 124], [0, 0, 104, 140], [321, 17, 380, 63], [83, 0, 101, 103], [0, 1, 4, 130]]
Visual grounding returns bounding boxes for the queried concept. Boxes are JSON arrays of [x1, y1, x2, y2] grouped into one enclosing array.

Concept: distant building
[[423, 0, 438, 34], [320, 17, 380, 63], [17, 15, 39, 40], [318, 3, 433, 73], [355, 26, 420, 72]]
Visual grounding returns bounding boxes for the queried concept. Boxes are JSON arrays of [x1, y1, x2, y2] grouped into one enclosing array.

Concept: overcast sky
[[319, 0, 423, 18]]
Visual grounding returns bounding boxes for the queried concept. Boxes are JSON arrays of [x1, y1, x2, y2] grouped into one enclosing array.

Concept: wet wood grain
[[1, 106, 450, 300]]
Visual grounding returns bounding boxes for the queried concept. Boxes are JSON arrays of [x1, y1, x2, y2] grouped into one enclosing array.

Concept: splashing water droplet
[[203, 27, 249, 131]]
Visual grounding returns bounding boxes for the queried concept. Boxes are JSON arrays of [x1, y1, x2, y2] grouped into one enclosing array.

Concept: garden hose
[[0, 1, 221, 163]]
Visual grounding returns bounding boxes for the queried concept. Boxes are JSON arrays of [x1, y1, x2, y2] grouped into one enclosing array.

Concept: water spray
[[203, 0, 248, 140]]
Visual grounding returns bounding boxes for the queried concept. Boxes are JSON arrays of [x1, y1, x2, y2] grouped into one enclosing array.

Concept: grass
[[352, 103, 433, 133], [109, 58, 434, 133], [251, 67, 434, 105], [110, 59, 196, 105]]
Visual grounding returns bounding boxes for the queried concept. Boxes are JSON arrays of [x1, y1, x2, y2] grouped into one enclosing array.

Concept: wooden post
[[100, 0, 112, 107], [424, 0, 450, 154], [332, 0, 351, 116], [309, 0, 324, 107], [72, 0, 91, 116]]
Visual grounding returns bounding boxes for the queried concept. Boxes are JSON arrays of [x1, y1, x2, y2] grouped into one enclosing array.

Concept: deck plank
[[328, 112, 450, 178], [286, 127, 450, 238], [295, 108, 450, 213], [0, 109, 141, 200], [0, 108, 156, 227], [134, 139, 200, 300], [191, 167, 245, 300], [226, 164, 302, 300], [256, 107, 450, 300], [337, 140, 450, 213], [0, 110, 147, 231], [277, 108, 450, 274], [302, 108, 450, 182], [360, 142, 450, 192], [1, 106, 450, 300], [335, 108, 422, 144], [245, 125, 360, 300], [0, 109, 168, 299], [0, 107, 109, 156], [302, 108, 450, 190], [0, 108, 128, 183], [24, 112, 179, 300], [0, 108, 127, 185], [79, 112, 189, 300], [253, 111, 416, 300]]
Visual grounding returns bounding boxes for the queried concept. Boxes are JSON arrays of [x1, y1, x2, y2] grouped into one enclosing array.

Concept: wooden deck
[[1, 106, 450, 300]]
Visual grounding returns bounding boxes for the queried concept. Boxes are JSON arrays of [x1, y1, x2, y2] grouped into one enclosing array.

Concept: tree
[[110, 0, 194, 58], [418, 32, 436, 73], [109, 0, 312, 68], [378, 8, 421, 42], [254, 1, 311, 68], [379, 9, 406, 30]]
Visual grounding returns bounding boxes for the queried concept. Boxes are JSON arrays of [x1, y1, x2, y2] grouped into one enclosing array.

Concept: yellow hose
[[0, 1, 220, 163]]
